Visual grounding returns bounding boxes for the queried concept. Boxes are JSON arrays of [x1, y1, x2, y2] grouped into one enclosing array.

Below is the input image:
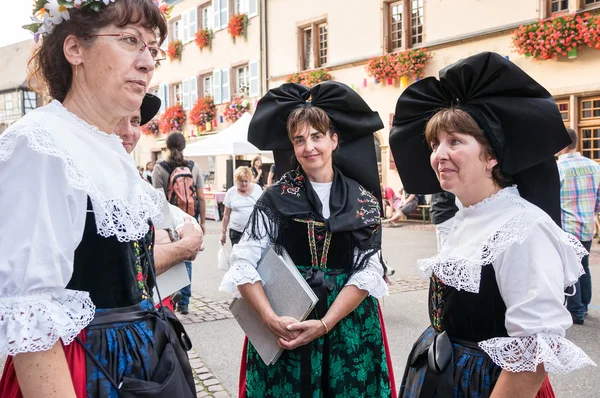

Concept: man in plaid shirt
[[557, 128, 600, 325]]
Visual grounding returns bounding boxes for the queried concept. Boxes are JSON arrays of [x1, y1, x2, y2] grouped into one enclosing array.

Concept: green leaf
[[22, 22, 42, 33], [32, 0, 46, 13]]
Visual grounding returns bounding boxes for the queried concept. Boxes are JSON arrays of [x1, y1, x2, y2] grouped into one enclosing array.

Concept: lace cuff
[[346, 269, 389, 298], [219, 260, 263, 294], [478, 332, 597, 373], [0, 290, 95, 356]]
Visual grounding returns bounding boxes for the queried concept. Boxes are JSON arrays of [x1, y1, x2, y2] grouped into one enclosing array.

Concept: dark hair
[[28, 0, 168, 101], [166, 132, 188, 168], [566, 128, 578, 150], [425, 107, 513, 188], [252, 155, 262, 168]]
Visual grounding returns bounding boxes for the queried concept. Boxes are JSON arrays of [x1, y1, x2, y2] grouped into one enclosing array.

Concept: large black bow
[[389, 52, 571, 225], [249, 81, 384, 204]]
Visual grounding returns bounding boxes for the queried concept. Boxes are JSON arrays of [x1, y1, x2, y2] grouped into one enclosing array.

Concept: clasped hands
[[177, 216, 204, 260], [266, 315, 328, 350]]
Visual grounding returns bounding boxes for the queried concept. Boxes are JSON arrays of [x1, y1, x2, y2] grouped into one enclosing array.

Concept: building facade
[[140, 0, 265, 189], [265, 0, 600, 190], [0, 40, 40, 134]]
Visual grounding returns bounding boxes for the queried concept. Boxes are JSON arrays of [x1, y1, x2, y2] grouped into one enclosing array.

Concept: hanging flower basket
[[189, 96, 217, 132], [227, 13, 248, 43], [141, 118, 160, 136], [195, 29, 213, 51], [512, 13, 600, 60], [167, 39, 183, 62], [223, 96, 250, 123], [366, 49, 432, 83], [286, 69, 333, 87], [159, 104, 187, 134]]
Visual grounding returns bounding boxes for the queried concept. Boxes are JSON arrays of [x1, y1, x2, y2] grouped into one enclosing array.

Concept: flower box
[[223, 96, 250, 123], [189, 96, 217, 132], [159, 104, 187, 134], [167, 39, 183, 62], [227, 13, 248, 43], [195, 29, 213, 51]]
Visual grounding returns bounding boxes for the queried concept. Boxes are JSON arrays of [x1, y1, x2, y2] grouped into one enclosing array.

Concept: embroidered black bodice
[[429, 265, 508, 342], [282, 218, 354, 271], [67, 199, 156, 309]]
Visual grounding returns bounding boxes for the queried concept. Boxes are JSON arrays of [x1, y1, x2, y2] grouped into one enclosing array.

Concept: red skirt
[[0, 331, 88, 398]]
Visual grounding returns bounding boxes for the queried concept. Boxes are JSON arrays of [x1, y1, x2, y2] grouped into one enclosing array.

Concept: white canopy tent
[[183, 112, 272, 184], [184, 112, 270, 157]]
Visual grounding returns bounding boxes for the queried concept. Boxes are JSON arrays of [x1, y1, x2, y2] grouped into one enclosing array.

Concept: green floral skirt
[[243, 266, 393, 397]]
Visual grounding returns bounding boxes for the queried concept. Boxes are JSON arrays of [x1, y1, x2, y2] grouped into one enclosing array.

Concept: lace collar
[[0, 101, 164, 242], [418, 186, 583, 293]]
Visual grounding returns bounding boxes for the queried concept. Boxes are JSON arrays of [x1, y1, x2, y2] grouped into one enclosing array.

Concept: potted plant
[[195, 28, 213, 51], [227, 13, 248, 43], [167, 39, 183, 61], [159, 104, 187, 134], [141, 118, 160, 136], [511, 13, 600, 60], [285, 69, 333, 87], [223, 96, 250, 123], [189, 96, 217, 132], [366, 48, 432, 84]]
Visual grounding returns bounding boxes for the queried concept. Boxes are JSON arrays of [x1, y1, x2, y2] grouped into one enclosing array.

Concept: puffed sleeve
[[218, 210, 271, 294], [345, 250, 389, 298], [0, 137, 93, 356], [478, 220, 596, 373]]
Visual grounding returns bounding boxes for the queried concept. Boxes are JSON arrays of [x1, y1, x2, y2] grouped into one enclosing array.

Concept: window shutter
[[159, 84, 167, 112], [190, 76, 198, 106], [161, 32, 168, 50], [249, 60, 260, 97], [248, 0, 257, 17], [182, 79, 190, 110], [163, 84, 169, 109], [221, 69, 231, 103], [220, 0, 229, 30], [212, 0, 220, 31], [188, 9, 197, 43], [213, 70, 222, 104], [207, 6, 214, 29], [182, 12, 189, 43]]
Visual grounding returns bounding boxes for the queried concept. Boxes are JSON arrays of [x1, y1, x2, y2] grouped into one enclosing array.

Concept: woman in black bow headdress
[[219, 81, 396, 397], [390, 52, 595, 398]]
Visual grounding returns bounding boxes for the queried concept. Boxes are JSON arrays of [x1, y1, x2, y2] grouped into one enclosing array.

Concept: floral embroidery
[[356, 186, 381, 226], [430, 275, 447, 332], [133, 225, 155, 301], [279, 170, 305, 198]]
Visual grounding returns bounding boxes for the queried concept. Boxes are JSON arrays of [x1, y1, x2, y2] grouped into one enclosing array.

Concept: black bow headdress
[[248, 81, 384, 203], [389, 52, 571, 224]]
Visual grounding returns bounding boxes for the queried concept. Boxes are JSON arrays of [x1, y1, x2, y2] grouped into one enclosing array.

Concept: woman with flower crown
[[0, 1, 196, 397]]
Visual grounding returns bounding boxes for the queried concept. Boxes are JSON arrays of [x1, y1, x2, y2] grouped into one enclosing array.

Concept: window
[[580, 97, 600, 120], [385, 0, 424, 52], [236, 65, 249, 94], [389, 1, 404, 50], [211, 0, 229, 30], [578, 96, 600, 162], [556, 100, 570, 122], [23, 90, 37, 114], [299, 20, 327, 70], [201, 4, 212, 29], [5, 92, 13, 111], [173, 83, 182, 105], [202, 75, 213, 98], [585, 0, 600, 6], [410, 0, 424, 45], [549, 0, 568, 13], [303, 27, 313, 70], [233, 0, 244, 14], [172, 19, 181, 41], [212, 69, 231, 105], [318, 23, 328, 66]]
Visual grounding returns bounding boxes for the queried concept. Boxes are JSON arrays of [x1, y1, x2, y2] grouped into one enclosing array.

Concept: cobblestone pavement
[[178, 294, 234, 325], [387, 275, 430, 295], [188, 348, 232, 397]]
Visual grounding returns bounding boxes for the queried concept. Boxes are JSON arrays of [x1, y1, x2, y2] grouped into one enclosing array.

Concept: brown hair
[[166, 132, 188, 168], [425, 107, 512, 188], [286, 105, 335, 142], [28, 0, 168, 102], [251, 155, 262, 168], [565, 128, 578, 150]]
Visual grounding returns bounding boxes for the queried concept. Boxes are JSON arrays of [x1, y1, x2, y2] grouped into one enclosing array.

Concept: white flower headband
[[23, 0, 172, 42]]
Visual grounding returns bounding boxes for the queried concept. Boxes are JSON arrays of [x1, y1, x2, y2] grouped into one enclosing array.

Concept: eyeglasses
[[84, 32, 166, 64]]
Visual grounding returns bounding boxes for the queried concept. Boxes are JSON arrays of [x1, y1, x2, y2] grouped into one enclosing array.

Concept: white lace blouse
[[219, 181, 389, 298], [420, 186, 595, 373], [0, 101, 165, 356]]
